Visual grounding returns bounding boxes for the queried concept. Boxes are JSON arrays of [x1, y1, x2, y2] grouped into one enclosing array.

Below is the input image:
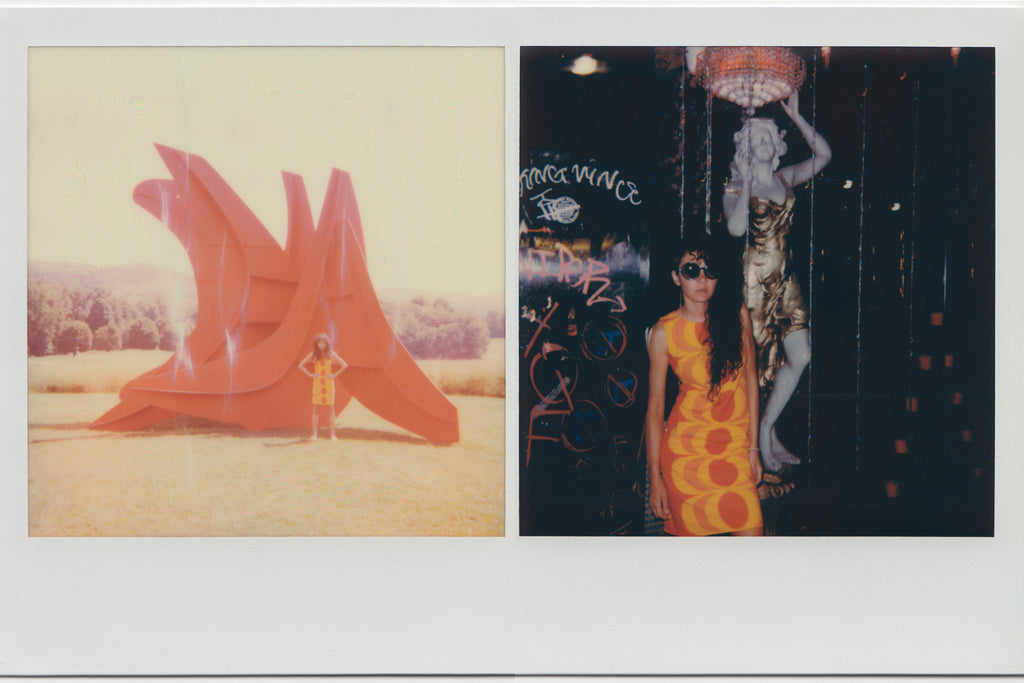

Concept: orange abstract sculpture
[[91, 144, 459, 444]]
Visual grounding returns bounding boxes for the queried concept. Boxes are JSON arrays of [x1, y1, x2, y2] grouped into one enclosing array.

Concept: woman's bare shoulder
[[647, 319, 668, 349]]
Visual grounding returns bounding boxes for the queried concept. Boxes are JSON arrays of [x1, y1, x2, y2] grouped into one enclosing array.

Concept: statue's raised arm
[[777, 92, 832, 188]]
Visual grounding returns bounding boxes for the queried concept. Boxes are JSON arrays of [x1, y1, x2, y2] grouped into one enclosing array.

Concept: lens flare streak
[[854, 54, 870, 477]]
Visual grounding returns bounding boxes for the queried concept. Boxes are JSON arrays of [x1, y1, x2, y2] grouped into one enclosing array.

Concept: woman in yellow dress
[[298, 333, 348, 441], [646, 237, 764, 536]]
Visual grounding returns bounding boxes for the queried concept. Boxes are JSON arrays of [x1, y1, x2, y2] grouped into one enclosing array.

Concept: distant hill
[[28, 261, 197, 305]]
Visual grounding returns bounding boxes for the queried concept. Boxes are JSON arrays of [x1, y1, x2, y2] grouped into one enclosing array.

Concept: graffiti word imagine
[[520, 163, 643, 206], [519, 244, 627, 312]]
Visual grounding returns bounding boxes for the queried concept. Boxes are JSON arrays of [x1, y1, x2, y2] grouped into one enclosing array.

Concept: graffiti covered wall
[[518, 151, 650, 535]]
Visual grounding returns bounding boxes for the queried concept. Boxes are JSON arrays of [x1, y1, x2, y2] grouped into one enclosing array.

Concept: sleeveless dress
[[739, 175, 809, 392], [311, 358, 335, 406], [657, 311, 763, 536]]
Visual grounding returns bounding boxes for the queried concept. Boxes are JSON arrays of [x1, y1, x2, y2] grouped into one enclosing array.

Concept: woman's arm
[[740, 305, 763, 484], [298, 352, 315, 377], [645, 322, 671, 519], [778, 91, 832, 187], [330, 351, 348, 377]]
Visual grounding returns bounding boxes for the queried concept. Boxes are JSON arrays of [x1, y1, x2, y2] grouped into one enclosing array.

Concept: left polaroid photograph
[[27, 46, 506, 536]]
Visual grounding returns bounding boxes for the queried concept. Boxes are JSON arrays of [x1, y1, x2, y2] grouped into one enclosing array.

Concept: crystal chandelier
[[689, 47, 806, 116]]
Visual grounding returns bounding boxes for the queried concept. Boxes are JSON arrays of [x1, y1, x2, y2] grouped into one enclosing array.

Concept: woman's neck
[[752, 162, 775, 186], [678, 301, 708, 322]]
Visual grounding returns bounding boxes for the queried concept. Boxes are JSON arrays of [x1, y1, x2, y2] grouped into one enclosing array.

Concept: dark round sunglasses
[[678, 262, 717, 280]]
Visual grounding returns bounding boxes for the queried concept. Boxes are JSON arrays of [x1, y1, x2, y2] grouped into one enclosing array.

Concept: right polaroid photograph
[[519, 46, 994, 537]]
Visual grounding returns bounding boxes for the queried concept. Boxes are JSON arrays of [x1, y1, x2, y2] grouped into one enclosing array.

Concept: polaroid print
[[519, 46, 994, 537], [5, 4, 1023, 677], [27, 46, 505, 537]]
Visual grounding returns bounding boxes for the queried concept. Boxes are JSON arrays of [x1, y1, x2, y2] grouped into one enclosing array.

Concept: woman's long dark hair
[[672, 235, 745, 400], [312, 333, 331, 361]]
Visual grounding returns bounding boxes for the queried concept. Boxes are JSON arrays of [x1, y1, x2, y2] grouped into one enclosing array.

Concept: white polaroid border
[[2, 2, 1022, 676]]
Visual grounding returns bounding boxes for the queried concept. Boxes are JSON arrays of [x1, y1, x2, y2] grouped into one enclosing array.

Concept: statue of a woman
[[722, 92, 831, 473]]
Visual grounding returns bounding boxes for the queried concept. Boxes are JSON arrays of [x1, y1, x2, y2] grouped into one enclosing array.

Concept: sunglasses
[[678, 262, 717, 280]]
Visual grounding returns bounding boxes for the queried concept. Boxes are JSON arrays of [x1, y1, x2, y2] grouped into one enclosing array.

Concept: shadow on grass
[[29, 427, 122, 444], [262, 427, 426, 447], [29, 423, 97, 431], [334, 426, 427, 445]]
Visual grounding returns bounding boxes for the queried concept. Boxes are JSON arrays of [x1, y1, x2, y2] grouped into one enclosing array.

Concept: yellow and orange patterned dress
[[658, 311, 763, 536], [312, 358, 335, 406]]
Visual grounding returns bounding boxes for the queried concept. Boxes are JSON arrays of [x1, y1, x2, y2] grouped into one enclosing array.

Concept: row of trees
[[384, 296, 493, 360], [29, 279, 503, 360], [27, 278, 192, 356], [485, 309, 505, 339]]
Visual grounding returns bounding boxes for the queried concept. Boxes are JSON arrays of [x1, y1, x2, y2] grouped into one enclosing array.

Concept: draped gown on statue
[[730, 175, 809, 393]]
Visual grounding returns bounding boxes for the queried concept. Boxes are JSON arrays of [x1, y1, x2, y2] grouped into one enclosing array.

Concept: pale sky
[[28, 46, 504, 301]]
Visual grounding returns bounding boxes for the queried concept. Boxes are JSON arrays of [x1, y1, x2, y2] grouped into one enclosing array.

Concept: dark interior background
[[519, 46, 994, 536]]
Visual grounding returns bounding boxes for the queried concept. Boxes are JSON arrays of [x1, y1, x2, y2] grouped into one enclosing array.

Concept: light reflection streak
[[854, 52, 869, 477]]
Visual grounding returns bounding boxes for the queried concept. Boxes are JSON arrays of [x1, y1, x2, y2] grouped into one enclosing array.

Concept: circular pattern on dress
[[656, 311, 763, 535], [710, 390, 736, 422], [704, 427, 732, 455], [312, 358, 335, 405], [718, 491, 750, 529], [671, 457, 717, 496], [676, 486, 758, 536], [708, 458, 739, 487]]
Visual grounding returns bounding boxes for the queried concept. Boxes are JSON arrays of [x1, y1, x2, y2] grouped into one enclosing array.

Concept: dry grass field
[[27, 341, 506, 537]]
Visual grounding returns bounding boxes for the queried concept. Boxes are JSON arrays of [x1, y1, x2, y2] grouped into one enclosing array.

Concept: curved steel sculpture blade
[[91, 145, 459, 444]]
